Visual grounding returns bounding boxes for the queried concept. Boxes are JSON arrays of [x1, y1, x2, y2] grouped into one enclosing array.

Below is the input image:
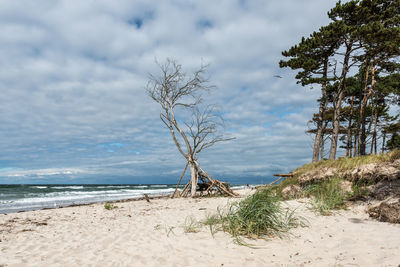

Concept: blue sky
[[0, 0, 337, 184]]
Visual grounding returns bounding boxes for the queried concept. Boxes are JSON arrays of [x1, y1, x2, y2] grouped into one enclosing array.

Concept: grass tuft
[[303, 178, 347, 215], [104, 203, 118, 210], [203, 213, 222, 237], [204, 188, 305, 245], [183, 216, 201, 233]]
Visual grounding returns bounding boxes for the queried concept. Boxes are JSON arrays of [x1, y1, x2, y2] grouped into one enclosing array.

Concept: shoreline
[[1, 189, 399, 266], [1, 186, 248, 215], [5, 193, 172, 215]]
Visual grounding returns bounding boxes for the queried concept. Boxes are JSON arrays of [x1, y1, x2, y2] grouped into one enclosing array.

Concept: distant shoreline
[[0, 184, 249, 214]]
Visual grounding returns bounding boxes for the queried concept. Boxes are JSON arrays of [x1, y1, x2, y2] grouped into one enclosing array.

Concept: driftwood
[[143, 194, 151, 203], [171, 162, 189, 198], [256, 173, 294, 189], [172, 161, 237, 198], [273, 173, 294, 178], [266, 173, 294, 186]]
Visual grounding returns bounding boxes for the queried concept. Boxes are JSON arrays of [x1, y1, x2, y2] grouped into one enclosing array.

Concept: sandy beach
[[1, 189, 399, 267]]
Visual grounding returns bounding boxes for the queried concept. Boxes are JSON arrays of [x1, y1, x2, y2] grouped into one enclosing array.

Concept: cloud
[[0, 0, 337, 184]]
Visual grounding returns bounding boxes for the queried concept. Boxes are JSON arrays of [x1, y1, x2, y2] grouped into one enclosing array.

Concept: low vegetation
[[197, 151, 399, 243], [183, 216, 201, 233], [293, 149, 400, 178], [268, 150, 399, 215], [203, 188, 305, 245], [104, 203, 118, 210], [303, 178, 348, 215]]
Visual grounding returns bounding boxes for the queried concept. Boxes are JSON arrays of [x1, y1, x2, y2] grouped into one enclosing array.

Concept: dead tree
[[147, 58, 236, 198]]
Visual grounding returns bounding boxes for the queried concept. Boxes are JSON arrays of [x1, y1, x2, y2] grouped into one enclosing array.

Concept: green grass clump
[[303, 178, 347, 215], [205, 188, 304, 244], [104, 203, 118, 210]]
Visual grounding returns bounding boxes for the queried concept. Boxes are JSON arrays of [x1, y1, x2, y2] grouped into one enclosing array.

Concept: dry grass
[[293, 149, 400, 178]]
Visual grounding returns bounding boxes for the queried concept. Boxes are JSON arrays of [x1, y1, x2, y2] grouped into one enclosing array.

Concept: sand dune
[[1, 190, 399, 266]]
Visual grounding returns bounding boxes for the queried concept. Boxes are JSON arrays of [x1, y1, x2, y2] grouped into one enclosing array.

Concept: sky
[[0, 0, 338, 184]]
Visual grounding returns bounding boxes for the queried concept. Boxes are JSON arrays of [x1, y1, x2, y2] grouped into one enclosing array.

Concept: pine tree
[[280, 23, 340, 162]]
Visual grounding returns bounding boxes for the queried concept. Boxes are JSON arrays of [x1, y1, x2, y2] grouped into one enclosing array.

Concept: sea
[[0, 184, 246, 214]]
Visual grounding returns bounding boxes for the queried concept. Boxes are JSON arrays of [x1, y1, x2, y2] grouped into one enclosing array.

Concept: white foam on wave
[[231, 185, 246, 190], [51, 186, 84, 190], [97, 186, 132, 189], [14, 188, 174, 204], [1, 186, 177, 214], [33, 186, 47, 189], [13, 194, 92, 204]]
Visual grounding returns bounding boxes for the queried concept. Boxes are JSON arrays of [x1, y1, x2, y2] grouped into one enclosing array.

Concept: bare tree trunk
[[319, 121, 328, 160], [189, 160, 197, 197], [346, 96, 354, 157], [353, 136, 358, 156], [329, 41, 353, 160], [371, 107, 378, 155], [312, 61, 329, 162], [360, 64, 375, 155], [320, 131, 325, 160], [353, 97, 361, 157], [330, 90, 345, 160], [382, 132, 386, 154]]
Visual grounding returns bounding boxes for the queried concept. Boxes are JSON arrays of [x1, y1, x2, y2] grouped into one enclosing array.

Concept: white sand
[[1, 189, 399, 266]]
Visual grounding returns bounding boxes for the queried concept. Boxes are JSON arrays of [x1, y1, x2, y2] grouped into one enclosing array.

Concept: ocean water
[[0, 184, 245, 214], [0, 184, 176, 214]]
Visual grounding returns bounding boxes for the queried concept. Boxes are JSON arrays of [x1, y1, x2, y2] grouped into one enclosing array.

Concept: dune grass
[[303, 178, 347, 215], [203, 188, 305, 245], [268, 150, 400, 214], [293, 149, 400, 178]]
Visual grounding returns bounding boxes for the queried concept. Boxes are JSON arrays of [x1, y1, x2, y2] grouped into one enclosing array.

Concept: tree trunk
[[359, 65, 369, 155], [346, 96, 354, 157], [329, 41, 353, 160], [353, 91, 363, 157], [353, 135, 358, 157], [371, 108, 378, 155], [189, 160, 198, 197], [312, 60, 329, 162], [382, 132, 386, 154], [360, 64, 375, 155], [320, 131, 325, 160], [319, 121, 329, 160]]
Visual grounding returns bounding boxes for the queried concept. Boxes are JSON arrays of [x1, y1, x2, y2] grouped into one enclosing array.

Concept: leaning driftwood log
[[171, 162, 237, 198], [269, 173, 294, 185], [255, 173, 294, 189], [273, 173, 294, 178]]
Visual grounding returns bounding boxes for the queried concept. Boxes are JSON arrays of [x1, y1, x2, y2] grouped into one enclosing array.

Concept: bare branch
[[186, 105, 235, 155], [147, 58, 235, 197]]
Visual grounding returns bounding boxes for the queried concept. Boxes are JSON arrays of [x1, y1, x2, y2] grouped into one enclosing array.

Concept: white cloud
[[0, 0, 337, 183]]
